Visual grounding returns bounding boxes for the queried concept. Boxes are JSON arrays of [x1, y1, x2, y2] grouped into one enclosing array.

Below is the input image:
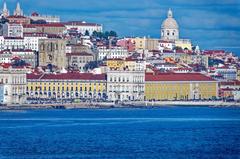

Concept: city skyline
[[2, 0, 240, 55]]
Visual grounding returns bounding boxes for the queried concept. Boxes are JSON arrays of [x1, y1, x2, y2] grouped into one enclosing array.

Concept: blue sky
[[4, 0, 240, 55]]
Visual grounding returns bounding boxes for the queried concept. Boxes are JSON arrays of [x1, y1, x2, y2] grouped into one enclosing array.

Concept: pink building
[[117, 38, 135, 52]]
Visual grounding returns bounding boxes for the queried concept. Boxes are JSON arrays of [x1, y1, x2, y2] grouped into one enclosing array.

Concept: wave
[[0, 117, 240, 122]]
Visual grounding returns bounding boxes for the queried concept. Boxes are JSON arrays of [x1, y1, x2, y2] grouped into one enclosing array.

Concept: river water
[[0, 107, 239, 159]]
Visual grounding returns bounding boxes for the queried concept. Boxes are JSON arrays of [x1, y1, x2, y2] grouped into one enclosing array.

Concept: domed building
[[161, 9, 179, 41]]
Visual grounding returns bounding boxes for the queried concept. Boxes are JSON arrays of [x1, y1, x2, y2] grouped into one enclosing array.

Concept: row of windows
[[29, 82, 104, 86], [27, 86, 104, 92]]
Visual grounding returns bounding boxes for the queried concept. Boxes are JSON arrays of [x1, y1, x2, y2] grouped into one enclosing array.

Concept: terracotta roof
[[220, 80, 240, 86], [159, 40, 174, 43], [66, 52, 93, 56], [145, 73, 215, 82], [27, 72, 106, 81], [203, 50, 225, 55], [7, 15, 27, 19], [23, 32, 47, 37], [35, 23, 65, 27], [4, 37, 23, 40], [64, 21, 101, 26], [24, 23, 65, 28], [0, 63, 12, 68], [31, 12, 39, 16], [11, 49, 34, 52], [23, 24, 36, 28]]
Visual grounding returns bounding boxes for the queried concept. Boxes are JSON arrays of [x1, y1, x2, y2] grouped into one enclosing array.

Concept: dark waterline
[[0, 107, 239, 159]]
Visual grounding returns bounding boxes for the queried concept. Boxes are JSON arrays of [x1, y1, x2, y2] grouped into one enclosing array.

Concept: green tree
[[104, 31, 109, 39], [84, 30, 90, 36], [109, 30, 117, 37]]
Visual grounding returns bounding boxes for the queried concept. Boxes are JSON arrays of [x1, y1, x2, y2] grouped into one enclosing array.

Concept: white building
[[0, 49, 36, 68], [64, 21, 103, 35], [29, 12, 60, 23], [2, 23, 23, 37], [67, 52, 94, 72], [161, 9, 179, 41], [24, 32, 48, 51], [155, 63, 178, 71], [0, 64, 27, 105], [158, 40, 175, 51], [0, 50, 12, 63], [2, 37, 24, 50], [215, 67, 237, 80], [11, 49, 36, 68], [98, 46, 129, 61], [107, 60, 145, 102]]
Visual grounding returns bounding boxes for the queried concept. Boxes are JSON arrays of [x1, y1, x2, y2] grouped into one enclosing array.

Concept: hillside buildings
[[64, 21, 102, 35], [2, 23, 23, 37], [29, 12, 60, 23], [98, 46, 128, 60], [0, 2, 239, 106], [67, 52, 94, 71], [0, 63, 27, 105], [39, 38, 67, 69]]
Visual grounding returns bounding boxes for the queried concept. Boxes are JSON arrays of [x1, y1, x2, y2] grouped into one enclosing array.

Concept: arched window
[[167, 30, 170, 36], [161, 31, 164, 36]]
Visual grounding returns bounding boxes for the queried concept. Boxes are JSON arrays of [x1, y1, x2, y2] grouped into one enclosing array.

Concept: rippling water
[[0, 107, 239, 159]]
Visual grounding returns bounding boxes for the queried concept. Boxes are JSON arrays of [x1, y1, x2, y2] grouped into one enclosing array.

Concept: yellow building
[[26, 72, 107, 102], [145, 73, 218, 101], [175, 39, 192, 51], [106, 58, 125, 70], [106, 58, 145, 71], [132, 37, 159, 50]]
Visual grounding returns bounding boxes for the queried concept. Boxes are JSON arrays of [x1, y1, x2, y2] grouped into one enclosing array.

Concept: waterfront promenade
[[1, 101, 239, 110]]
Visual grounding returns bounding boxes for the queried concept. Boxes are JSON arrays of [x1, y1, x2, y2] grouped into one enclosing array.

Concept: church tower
[[14, 2, 23, 16], [2, 1, 9, 17], [161, 9, 179, 41]]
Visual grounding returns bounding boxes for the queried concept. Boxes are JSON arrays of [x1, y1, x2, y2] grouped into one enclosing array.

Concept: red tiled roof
[[145, 73, 215, 82], [11, 49, 34, 52], [27, 72, 106, 81], [107, 58, 124, 61], [66, 52, 93, 56], [24, 23, 65, 28], [7, 15, 27, 19], [23, 32, 48, 37], [4, 37, 23, 40], [220, 80, 240, 86], [0, 63, 12, 68], [31, 12, 39, 16], [159, 40, 174, 43], [64, 21, 101, 26], [23, 24, 36, 28], [35, 23, 65, 27]]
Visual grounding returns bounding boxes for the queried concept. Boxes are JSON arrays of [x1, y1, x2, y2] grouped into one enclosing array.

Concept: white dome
[[161, 9, 179, 29], [161, 18, 179, 29]]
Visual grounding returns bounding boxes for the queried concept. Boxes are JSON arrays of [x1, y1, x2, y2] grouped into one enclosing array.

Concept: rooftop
[[66, 52, 93, 56], [27, 72, 106, 81], [64, 21, 101, 26], [146, 73, 215, 82]]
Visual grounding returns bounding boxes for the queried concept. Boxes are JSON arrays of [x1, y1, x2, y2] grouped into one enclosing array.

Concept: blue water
[[0, 107, 240, 159]]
